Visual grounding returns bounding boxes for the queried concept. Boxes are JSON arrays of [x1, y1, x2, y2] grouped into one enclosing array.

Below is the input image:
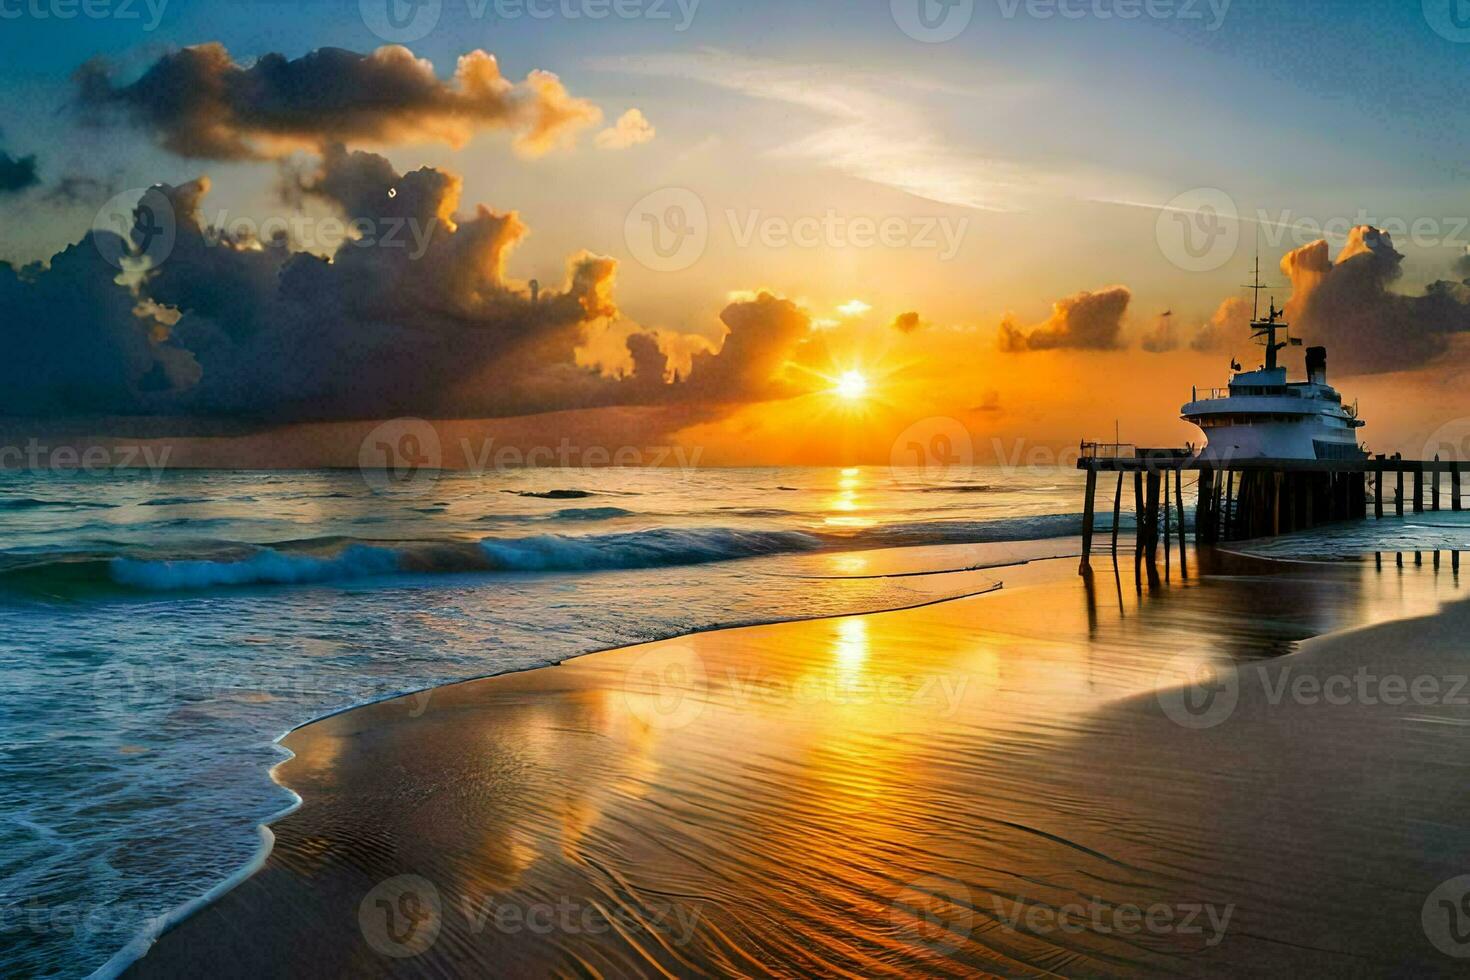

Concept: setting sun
[[834, 370, 869, 400]]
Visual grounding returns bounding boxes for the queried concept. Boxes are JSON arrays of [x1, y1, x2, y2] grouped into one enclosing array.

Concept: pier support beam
[[1196, 467, 1215, 546], [1146, 471, 1161, 565], [1111, 473, 1123, 558], [1433, 458, 1441, 512], [1455, 469, 1463, 512], [1374, 466, 1383, 519], [1414, 468, 1424, 513], [1397, 468, 1405, 518], [1080, 467, 1097, 575]]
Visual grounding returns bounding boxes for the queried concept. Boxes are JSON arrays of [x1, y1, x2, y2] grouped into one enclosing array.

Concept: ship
[[1181, 266, 1366, 462]]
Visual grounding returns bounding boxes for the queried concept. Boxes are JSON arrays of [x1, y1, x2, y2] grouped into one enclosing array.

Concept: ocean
[[0, 464, 1114, 977]]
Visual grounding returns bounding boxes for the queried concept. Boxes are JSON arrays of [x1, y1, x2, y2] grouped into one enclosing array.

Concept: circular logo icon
[[91, 661, 169, 723], [92, 187, 176, 270], [1155, 654, 1239, 730], [624, 187, 708, 273], [1424, 875, 1470, 957], [1155, 187, 1239, 273], [622, 643, 708, 731], [888, 875, 974, 956], [359, 418, 442, 495], [1425, 0, 1470, 43], [1421, 417, 1470, 465], [890, 417, 974, 477], [890, 0, 974, 42], [359, 0, 442, 42], [359, 875, 442, 958]]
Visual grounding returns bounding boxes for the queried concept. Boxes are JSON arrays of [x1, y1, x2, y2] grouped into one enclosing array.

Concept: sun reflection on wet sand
[[137, 549, 1470, 977]]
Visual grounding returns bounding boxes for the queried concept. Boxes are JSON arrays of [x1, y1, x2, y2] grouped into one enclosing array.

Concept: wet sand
[[128, 548, 1470, 977]]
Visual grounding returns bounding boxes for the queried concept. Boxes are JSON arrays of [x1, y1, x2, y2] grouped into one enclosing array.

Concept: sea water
[[0, 465, 1109, 977]]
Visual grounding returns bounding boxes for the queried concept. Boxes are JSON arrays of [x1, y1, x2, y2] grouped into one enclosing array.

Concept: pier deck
[[1075, 445, 1469, 573]]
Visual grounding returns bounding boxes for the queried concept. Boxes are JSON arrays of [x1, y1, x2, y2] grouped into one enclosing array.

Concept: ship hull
[[1186, 419, 1365, 462]]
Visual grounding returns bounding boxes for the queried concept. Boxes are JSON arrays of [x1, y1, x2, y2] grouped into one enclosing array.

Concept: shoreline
[[122, 543, 1470, 976], [96, 542, 1047, 978]]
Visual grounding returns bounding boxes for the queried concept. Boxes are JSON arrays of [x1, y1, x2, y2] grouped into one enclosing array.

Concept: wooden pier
[[1076, 446, 1470, 574]]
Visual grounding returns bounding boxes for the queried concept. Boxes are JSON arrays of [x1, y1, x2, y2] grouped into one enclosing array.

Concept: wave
[[0, 497, 117, 510], [141, 496, 213, 506], [549, 506, 636, 521], [0, 513, 1121, 597]]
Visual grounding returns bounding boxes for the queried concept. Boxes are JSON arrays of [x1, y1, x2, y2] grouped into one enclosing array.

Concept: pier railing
[[1079, 442, 1136, 460]]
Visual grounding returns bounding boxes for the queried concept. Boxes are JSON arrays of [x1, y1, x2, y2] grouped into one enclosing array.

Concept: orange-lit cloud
[[998, 285, 1131, 352], [76, 44, 602, 160], [595, 109, 655, 150]]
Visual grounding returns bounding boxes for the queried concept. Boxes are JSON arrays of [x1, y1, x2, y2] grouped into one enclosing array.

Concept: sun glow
[[834, 371, 869, 400]]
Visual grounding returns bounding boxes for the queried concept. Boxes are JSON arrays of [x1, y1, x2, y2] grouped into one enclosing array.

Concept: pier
[[1076, 445, 1470, 573]]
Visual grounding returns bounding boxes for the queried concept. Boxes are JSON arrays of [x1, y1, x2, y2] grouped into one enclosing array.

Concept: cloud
[[890, 311, 925, 334], [0, 147, 39, 195], [40, 174, 118, 207], [1190, 296, 1250, 353], [836, 298, 871, 317], [1140, 311, 1178, 353], [998, 285, 1130, 352], [595, 109, 655, 150], [591, 49, 1101, 213], [1280, 226, 1470, 374], [0, 150, 817, 426], [75, 44, 602, 160]]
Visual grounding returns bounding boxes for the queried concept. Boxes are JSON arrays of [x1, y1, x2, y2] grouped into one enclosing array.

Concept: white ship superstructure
[[1181, 275, 1366, 462]]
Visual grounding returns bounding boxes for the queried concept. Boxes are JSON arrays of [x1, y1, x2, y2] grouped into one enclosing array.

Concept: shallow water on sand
[[131, 549, 1470, 978], [1, 465, 1100, 977]]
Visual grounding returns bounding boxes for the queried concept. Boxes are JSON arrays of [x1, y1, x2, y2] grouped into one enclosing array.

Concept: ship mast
[[1242, 253, 1297, 371]]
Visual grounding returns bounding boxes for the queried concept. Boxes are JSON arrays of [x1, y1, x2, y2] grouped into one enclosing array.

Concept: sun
[[834, 370, 869, 400]]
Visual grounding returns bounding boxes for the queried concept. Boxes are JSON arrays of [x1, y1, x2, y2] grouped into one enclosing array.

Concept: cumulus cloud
[[75, 44, 602, 160], [595, 109, 655, 150], [0, 145, 39, 195], [1140, 311, 1178, 353], [890, 311, 925, 334], [0, 150, 816, 425], [998, 285, 1130, 352], [1190, 296, 1250, 353], [1280, 226, 1470, 374]]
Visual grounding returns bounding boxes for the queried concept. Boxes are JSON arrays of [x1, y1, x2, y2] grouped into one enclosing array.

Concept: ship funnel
[[1306, 346, 1327, 385]]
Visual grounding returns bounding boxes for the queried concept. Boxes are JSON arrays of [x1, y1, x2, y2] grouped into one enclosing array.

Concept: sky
[[3, 0, 1470, 465]]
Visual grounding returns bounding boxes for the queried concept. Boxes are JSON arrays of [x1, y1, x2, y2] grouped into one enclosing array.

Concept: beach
[[126, 546, 1470, 977]]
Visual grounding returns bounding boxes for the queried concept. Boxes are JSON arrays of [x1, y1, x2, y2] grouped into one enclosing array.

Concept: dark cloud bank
[[0, 44, 813, 432]]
